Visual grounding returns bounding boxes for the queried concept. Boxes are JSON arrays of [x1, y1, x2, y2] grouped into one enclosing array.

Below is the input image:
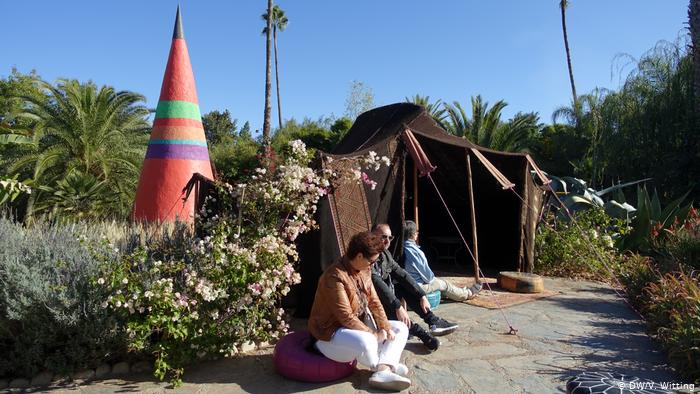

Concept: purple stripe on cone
[[145, 144, 210, 160]]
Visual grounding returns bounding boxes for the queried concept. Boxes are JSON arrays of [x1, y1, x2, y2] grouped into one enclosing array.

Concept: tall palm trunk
[[262, 0, 273, 147], [274, 25, 282, 129], [560, 1, 577, 106], [691, 0, 700, 117]]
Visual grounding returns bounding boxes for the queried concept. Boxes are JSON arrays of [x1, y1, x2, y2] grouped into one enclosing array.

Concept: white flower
[[602, 235, 614, 248], [122, 278, 129, 285], [97, 278, 105, 285]]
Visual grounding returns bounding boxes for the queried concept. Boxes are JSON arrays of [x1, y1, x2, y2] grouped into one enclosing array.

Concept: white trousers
[[420, 277, 472, 301], [316, 320, 408, 370]]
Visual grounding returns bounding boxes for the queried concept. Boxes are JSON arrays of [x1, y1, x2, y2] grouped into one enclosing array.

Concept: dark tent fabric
[[295, 103, 546, 317]]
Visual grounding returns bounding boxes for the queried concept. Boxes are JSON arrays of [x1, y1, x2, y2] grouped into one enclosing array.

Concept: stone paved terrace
[[31, 278, 688, 393]]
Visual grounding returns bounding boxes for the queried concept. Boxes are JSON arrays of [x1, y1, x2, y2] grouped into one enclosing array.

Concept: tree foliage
[[443, 95, 538, 152], [7, 78, 150, 219], [271, 117, 350, 154], [541, 40, 699, 201], [202, 109, 238, 144], [344, 80, 375, 120], [405, 94, 447, 126]]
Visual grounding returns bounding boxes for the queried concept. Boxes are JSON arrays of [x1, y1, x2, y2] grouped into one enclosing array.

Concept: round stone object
[[498, 271, 544, 293]]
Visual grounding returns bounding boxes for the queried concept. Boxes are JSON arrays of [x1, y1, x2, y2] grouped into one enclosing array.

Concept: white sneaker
[[369, 369, 411, 391], [392, 363, 409, 377]]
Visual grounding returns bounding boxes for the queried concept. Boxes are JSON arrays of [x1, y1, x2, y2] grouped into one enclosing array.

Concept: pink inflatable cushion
[[273, 330, 356, 382]]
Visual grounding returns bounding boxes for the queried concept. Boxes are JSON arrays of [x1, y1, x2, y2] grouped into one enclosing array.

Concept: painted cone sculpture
[[132, 6, 213, 223]]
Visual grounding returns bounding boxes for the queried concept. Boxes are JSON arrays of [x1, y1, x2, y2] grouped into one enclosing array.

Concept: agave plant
[[543, 173, 647, 220], [619, 186, 692, 252]]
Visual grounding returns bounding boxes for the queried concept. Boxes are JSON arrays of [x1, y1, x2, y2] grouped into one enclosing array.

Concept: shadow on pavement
[[539, 285, 681, 384]]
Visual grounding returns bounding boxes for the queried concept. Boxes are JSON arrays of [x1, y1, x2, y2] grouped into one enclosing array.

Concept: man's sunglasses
[[381, 235, 395, 241]]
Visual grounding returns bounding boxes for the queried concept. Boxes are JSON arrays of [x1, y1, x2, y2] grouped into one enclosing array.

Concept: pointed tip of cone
[[173, 5, 184, 39]]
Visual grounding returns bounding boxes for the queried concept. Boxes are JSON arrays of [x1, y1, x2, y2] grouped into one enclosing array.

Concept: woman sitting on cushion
[[308, 231, 411, 391]]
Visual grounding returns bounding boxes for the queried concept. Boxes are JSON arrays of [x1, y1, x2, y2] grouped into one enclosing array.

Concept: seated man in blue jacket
[[403, 220, 482, 302], [371, 224, 459, 351]]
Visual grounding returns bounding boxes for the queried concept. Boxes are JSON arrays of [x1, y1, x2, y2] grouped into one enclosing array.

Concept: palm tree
[[492, 112, 539, 153], [444, 96, 506, 146], [262, 5, 288, 130], [262, 0, 274, 148], [690, 0, 700, 117], [443, 95, 536, 153], [560, 0, 578, 106], [34, 171, 114, 220], [405, 94, 447, 126], [552, 89, 607, 187], [9, 79, 150, 218]]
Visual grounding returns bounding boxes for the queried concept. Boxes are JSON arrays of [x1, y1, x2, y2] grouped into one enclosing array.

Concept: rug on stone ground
[[434, 273, 560, 309]]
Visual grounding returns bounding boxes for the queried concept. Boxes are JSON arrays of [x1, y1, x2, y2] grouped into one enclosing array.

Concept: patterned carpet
[[434, 273, 559, 309]]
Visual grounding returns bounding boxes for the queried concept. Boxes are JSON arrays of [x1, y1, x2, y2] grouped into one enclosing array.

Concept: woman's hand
[[386, 328, 396, 341], [376, 329, 388, 343], [395, 306, 412, 328]]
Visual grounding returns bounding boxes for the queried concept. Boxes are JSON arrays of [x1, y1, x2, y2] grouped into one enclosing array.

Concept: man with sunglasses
[[371, 224, 459, 351]]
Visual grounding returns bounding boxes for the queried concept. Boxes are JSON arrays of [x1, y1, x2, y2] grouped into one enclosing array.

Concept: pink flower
[[248, 283, 263, 296]]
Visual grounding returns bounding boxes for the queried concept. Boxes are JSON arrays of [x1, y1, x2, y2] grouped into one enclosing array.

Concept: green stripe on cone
[[155, 100, 201, 120]]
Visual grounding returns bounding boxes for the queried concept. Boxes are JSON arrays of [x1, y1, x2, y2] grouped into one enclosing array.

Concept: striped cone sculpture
[[132, 6, 213, 223]]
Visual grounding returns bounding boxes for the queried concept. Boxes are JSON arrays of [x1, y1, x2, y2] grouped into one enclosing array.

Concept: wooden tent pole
[[413, 162, 419, 229], [466, 154, 480, 281]]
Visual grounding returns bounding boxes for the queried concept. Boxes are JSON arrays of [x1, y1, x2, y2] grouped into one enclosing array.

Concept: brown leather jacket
[[308, 259, 392, 341]]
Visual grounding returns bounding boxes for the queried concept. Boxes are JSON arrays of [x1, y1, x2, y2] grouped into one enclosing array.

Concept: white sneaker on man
[[369, 369, 411, 391]]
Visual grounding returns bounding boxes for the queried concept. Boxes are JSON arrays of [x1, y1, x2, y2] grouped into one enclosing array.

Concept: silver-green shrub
[[0, 217, 128, 378]]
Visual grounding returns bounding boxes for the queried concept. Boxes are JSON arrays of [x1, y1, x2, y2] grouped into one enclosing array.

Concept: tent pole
[[466, 153, 481, 282], [413, 161, 419, 229]]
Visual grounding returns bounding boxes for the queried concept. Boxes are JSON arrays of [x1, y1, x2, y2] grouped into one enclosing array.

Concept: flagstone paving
[[33, 278, 687, 393]]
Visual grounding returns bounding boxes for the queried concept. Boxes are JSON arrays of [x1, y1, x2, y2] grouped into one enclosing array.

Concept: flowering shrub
[[98, 140, 389, 385], [651, 206, 699, 271], [642, 271, 700, 383], [535, 208, 627, 281]]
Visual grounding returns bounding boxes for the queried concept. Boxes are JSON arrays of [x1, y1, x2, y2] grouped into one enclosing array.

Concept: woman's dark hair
[[346, 231, 383, 260]]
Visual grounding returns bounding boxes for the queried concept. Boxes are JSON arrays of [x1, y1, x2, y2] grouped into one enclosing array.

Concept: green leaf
[[0, 134, 34, 145], [595, 178, 652, 197]]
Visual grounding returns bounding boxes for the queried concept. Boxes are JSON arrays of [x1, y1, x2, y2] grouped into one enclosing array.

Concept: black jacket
[[371, 249, 426, 311]]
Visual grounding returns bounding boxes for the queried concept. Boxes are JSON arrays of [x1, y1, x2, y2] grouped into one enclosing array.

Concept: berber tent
[[295, 102, 549, 316]]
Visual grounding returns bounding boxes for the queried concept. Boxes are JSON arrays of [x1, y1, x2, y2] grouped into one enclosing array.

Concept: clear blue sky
[[2, 1, 689, 134]]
